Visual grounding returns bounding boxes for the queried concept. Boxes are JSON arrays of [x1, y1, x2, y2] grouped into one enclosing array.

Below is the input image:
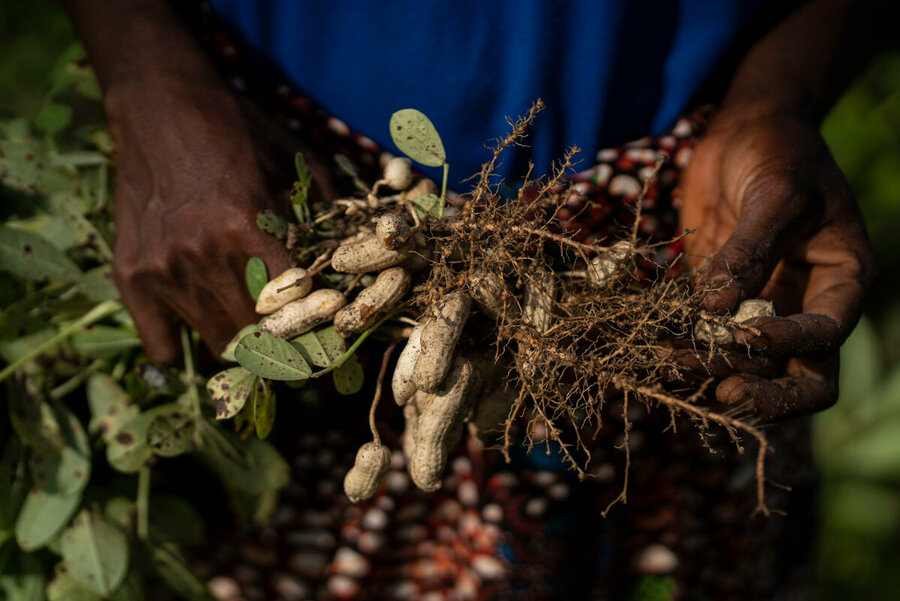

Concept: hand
[[679, 105, 874, 421], [106, 77, 296, 364]]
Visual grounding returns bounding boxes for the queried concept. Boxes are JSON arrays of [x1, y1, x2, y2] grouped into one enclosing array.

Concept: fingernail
[[734, 329, 767, 351]]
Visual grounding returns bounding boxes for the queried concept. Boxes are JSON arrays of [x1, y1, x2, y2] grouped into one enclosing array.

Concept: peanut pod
[[255, 267, 312, 314], [523, 270, 555, 334], [400, 178, 438, 202], [735, 299, 775, 322], [694, 318, 733, 346], [467, 386, 518, 444], [696, 299, 777, 345], [391, 324, 424, 406], [332, 234, 411, 273], [401, 391, 427, 464], [402, 230, 432, 273], [466, 350, 515, 443], [382, 157, 413, 191], [469, 270, 506, 319], [259, 288, 346, 339], [375, 213, 412, 250], [413, 291, 471, 393], [409, 358, 480, 492], [343, 441, 392, 503], [588, 240, 633, 288], [334, 267, 411, 338]]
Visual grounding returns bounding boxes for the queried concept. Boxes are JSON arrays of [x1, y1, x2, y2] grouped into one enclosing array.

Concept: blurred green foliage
[[1, 0, 899, 599], [818, 51, 900, 600]]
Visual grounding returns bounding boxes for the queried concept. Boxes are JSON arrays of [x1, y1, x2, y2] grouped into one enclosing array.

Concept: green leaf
[[87, 374, 138, 443], [35, 101, 73, 136], [60, 509, 129, 596], [409, 193, 443, 221], [333, 353, 364, 395], [14, 487, 81, 551], [253, 383, 276, 440], [145, 542, 214, 601], [46, 562, 103, 601], [103, 498, 134, 533], [0, 119, 76, 195], [291, 325, 345, 368], [0, 552, 46, 601], [389, 109, 446, 167], [0, 226, 81, 282], [245, 257, 268, 302], [46, 194, 113, 261], [106, 403, 190, 472], [234, 331, 312, 381], [206, 367, 257, 420], [221, 324, 259, 362], [77, 266, 119, 302], [70, 326, 140, 359], [334, 154, 359, 178], [256, 210, 288, 240], [28, 446, 90, 496], [146, 406, 195, 458], [196, 434, 290, 495], [0, 439, 29, 530], [104, 417, 151, 474], [146, 495, 205, 545], [109, 570, 144, 601]]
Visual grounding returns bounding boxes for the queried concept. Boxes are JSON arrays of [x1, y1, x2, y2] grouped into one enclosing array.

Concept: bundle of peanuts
[[245, 156, 776, 505]]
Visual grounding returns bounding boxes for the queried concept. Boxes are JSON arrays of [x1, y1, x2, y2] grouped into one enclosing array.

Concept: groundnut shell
[[260, 289, 346, 339], [469, 270, 506, 319], [413, 292, 471, 393], [694, 319, 733, 345], [383, 157, 413, 191], [392, 324, 424, 405], [403, 231, 432, 273], [523, 270, 555, 333], [343, 442, 392, 503], [332, 234, 411, 274], [735, 299, 775, 322], [334, 267, 411, 338], [255, 267, 312, 314], [409, 358, 479, 492], [588, 240, 633, 288], [375, 213, 412, 250]]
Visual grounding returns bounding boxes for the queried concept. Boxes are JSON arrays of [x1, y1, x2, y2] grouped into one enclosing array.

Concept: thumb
[[699, 167, 815, 313]]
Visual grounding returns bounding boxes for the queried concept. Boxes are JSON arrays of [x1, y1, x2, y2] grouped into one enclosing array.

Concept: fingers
[[664, 347, 784, 381], [715, 354, 839, 422], [115, 282, 183, 365], [700, 167, 814, 314]]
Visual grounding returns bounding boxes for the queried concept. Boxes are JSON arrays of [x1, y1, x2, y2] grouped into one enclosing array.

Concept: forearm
[[723, 0, 890, 123], [62, 0, 233, 118]]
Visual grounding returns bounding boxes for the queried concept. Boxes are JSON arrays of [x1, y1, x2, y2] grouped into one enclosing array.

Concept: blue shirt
[[209, 1, 766, 186]]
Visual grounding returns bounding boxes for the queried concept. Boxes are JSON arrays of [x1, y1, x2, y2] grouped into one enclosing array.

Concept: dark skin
[[680, 0, 880, 421], [65, 0, 878, 420]]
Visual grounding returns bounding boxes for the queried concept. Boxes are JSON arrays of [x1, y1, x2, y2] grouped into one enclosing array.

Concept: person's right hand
[[105, 78, 297, 364]]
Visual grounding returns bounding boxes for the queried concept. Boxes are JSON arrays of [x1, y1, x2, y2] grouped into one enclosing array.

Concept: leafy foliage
[[0, 43, 295, 601]]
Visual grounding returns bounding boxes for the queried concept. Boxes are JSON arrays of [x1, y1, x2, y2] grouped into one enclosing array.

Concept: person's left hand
[[678, 104, 875, 422]]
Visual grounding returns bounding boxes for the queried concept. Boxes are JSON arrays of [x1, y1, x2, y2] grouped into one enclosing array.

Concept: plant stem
[[49, 359, 104, 400], [368, 343, 396, 445], [439, 163, 449, 217], [181, 327, 202, 419], [136, 466, 150, 540], [0, 300, 122, 384], [310, 308, 403, 379]]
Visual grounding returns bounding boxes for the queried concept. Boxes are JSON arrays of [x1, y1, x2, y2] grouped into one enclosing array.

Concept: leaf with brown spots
[[206, 367, 257, 420]]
